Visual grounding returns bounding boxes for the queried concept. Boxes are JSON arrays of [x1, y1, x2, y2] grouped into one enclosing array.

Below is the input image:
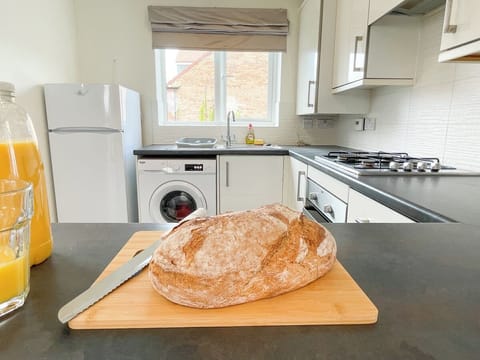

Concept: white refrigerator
[[44, 83, 142, 223]]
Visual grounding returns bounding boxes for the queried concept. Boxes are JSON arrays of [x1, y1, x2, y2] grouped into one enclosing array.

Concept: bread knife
[[57, 208, 207, 324]]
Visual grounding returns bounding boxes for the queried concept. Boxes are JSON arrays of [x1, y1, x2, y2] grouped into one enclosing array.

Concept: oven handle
[[303, 205, 332, 223], [296, 170, 306, 202]]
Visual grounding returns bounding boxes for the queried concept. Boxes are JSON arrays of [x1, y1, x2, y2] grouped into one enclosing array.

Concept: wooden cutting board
[[69, 231, 378, 329]]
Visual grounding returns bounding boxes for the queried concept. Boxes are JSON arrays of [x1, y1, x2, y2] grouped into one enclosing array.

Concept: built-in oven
[[303, 178, 347, 223]]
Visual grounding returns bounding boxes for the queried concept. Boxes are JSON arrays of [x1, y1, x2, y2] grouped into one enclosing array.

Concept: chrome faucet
[[226, 110, 235, 147]]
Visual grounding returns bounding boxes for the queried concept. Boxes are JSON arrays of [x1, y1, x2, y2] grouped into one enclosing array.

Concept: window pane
[[156, 50, 279, 125], [165, 50, 215, 122], [225, 52, 269, 122]]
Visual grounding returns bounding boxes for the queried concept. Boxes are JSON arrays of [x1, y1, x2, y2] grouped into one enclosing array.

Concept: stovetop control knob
[[323, 205, 333, 214], [402, 161, 413, 171], [431, 161, 441, 172], [416, 161, 427, 171], [389, 161, 400, 171]]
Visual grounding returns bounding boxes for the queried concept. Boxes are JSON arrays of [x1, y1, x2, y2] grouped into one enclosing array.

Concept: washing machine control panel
[[185, 164, 203, 171], [137, 158, 216, 174]]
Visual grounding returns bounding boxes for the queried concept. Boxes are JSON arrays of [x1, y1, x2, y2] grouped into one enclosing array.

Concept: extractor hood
[[391, 0, 445, 16]]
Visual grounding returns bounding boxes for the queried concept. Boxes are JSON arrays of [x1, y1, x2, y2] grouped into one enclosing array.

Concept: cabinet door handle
[[443, 0, 457, 33], [296, 170, 306, 202], [225, 161, 230, 187], [353, 36, 364, 72], [307, 80, 315, 108], [355, 218, 370, 223]]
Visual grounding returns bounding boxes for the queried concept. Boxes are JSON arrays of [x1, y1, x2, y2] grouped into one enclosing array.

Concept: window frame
[[154, 49, 281, 127]]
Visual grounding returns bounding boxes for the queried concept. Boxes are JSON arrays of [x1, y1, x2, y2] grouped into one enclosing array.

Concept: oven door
[[303, 200, 332, 223], [303, 178, 348, 223]]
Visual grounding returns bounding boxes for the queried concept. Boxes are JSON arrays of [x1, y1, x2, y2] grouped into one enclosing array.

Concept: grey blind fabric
[[148, 6, 289, 52]]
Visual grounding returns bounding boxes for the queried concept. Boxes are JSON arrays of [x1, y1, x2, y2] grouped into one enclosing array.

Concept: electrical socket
[[364, 117, 376, 131], [303, 119, 314, 129], [354, 118, 365, 131], [316, 119, 334, 128]]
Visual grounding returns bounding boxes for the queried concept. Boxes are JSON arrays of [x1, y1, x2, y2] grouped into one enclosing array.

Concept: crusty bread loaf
[[149, 203, 337, 308]]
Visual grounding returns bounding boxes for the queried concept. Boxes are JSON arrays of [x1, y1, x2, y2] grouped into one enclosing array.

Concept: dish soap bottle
[[0, 82, 53, 266], [245, 123, 255, 144]]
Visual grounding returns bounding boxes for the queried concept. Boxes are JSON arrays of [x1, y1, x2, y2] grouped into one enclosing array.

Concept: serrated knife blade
[[57, 208, 207, 324]]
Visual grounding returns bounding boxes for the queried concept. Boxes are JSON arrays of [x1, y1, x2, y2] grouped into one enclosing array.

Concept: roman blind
[[148, 6, 289, 52]]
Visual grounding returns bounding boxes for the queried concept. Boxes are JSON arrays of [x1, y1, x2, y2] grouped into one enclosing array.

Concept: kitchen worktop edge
[[134, 144, 480, 224], [2, 222, 480, 359]]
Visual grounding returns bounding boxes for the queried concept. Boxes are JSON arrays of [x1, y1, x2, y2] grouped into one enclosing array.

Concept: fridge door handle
[[49, 127, 123, 134]]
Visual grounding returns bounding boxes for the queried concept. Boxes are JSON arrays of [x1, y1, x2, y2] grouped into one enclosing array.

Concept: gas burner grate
[[325, 151, 441, 170], [316, 151, 453, 174], [314, 151, 479, 176]]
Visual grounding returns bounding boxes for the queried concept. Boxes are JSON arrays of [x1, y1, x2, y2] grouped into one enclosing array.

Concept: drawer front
[[307, 166, 349, 202], [347, 189, 414, 223]]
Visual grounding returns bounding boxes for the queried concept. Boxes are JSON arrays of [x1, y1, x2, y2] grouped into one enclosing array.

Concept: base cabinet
[[347, 189, 414, 223], [218, 155, 283, 213], [282, 156, 308, 211]]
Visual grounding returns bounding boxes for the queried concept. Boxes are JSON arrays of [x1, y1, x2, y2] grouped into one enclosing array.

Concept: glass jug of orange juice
[[0, 82, 53, 265]]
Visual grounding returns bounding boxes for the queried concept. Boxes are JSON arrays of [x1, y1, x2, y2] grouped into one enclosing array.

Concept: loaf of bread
[[149, 204, 337, 308]]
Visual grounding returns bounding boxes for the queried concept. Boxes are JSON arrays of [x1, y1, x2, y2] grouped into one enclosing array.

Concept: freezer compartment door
[[44, 84, 126, 130], [49, 131, 129, 223]]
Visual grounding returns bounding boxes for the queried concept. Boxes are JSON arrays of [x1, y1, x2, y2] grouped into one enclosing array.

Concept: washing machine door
[[149, 181, 207, 223]]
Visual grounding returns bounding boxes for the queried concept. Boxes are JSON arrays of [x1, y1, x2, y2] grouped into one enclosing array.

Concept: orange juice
[[0, 141, 53, 265], [0, 247, 28, 303]]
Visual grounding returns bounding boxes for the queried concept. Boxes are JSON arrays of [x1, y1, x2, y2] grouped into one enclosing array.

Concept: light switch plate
[[354, 118, 365, 131], [364, 117, 376, 131]]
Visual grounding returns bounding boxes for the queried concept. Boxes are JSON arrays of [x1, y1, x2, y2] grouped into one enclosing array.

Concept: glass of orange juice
[[0, 179, 33, 318]]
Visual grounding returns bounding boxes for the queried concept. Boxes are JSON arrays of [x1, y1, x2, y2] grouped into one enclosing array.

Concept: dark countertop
[[1, 222, 480, 359], [133, 144, 480, 224], [133, 144, 290, 156], [289, 147, 480, 225]]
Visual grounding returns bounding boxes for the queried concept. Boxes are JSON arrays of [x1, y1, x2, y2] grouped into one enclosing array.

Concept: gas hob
[[314, 151, 479, 177]]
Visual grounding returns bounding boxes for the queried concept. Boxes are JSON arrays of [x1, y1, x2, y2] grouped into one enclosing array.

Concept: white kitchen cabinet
[[282, 156, 308, 211], [307, 165, 349, 203], [368, 0, 404, 25], [438, 0, 480, 62], [296, 0, 369, 115], [347, 189, 414, 223], [218, 155, 283, 213], [333, 0, 369, 88], [332, 0, 420, 93], [296, 0, 320, 115]]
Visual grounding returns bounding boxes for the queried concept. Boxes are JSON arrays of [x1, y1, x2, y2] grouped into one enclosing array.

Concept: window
[[155, 49, 281, 126]]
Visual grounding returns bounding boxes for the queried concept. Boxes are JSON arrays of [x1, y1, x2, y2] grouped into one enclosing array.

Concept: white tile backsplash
[[336, 10, 480, 171]]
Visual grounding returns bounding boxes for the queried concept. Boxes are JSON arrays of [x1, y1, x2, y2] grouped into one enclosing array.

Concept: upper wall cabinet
[[296, 0, 321, 115], [333, 0, 370, 88], [439, 0, 480, 62], [296, 0, 369, 115], [332, 0, 421, 93]]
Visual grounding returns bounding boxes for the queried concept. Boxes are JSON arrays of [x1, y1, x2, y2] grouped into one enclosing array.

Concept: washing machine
[[137, 158, 216, 223]]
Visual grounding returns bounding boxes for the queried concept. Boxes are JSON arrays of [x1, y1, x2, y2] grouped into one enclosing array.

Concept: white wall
[[336, 9, 480, 171], [0, 0, 79, 218], [73, 0, 337, 146]]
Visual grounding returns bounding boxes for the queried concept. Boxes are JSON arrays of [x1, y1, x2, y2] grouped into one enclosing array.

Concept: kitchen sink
[[175, 137, 217, 148]]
